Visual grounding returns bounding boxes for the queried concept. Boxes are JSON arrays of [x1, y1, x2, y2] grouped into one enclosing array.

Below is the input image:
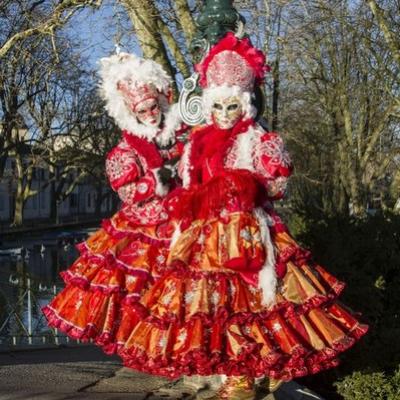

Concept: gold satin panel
[[167, 212, 265, 272]]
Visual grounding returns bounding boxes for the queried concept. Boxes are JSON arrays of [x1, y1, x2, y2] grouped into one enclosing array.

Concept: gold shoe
[[206, 376, 255, 400], [267, 377, 283, 393], [205, 388, 255, 400]]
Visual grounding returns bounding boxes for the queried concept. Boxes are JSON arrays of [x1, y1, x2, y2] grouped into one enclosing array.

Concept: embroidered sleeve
[[117, 175, 157, 204], [106, 141, 140, 191], [106, 140, 159, 203], [255, 132, 293, 200]]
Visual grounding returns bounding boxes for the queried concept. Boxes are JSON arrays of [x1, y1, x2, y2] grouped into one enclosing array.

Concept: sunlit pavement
[[0, 346, 324, 400]]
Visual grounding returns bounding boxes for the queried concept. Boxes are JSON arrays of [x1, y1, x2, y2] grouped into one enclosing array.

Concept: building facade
[[0, 157, 116, 223]]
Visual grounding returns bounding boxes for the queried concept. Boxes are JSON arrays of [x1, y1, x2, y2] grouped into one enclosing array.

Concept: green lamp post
[[191, 0, 246, 62], [196, 0, 245, 44]]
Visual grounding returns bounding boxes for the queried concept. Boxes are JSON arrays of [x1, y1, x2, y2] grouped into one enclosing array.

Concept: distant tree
[[0, 2, 116, 226], [0, 0, 103, 59], [237, 0, 400, 217], [367, 0, 400, 69], [120, 0, 196, 89]]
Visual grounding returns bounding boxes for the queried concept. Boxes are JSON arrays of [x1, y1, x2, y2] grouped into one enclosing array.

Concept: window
[[25, 198, 31, 210], [87, 193, 92, 208], [31, 195, 38, 210], [69, 193, 78, 208], [40, 191, 47, 209], [0, 194, 4, 211]]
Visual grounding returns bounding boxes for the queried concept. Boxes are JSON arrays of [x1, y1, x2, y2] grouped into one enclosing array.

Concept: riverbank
[[0, 218, 104, 243]]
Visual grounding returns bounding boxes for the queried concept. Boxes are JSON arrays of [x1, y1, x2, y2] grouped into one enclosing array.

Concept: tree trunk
[[122, 0, 176, 82], [367, 0, 400, 68], [174, 0, 196, 47], [271, 8, 282, 131], [271, 56, 280, 131], [156, 18, 191, 79], [12, 180, 24, 226]]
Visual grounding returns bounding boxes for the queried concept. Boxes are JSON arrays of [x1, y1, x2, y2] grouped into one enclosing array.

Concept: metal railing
[[0, 273, 81, 348]]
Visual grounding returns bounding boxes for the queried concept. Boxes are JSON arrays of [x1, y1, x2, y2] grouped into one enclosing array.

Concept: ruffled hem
[[60, 270, 126, 295], [120, 322, 368, 380], [141, 266, 347, 325], [271, 284, 346, 320], [60, 218, 170, 295], [101, 218, 171, 246], [42, 305, 116, 351]]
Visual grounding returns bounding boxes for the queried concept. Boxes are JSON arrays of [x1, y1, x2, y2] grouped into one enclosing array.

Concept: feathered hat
[[99, 52, 173, 138]]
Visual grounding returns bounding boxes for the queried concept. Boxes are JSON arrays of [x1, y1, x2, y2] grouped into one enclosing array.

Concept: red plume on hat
[[195, 32, 269, 91]]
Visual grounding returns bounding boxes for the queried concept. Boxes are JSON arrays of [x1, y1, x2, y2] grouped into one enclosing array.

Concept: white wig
[[201, 84, 257, 124], [98, 53, 173, 140]]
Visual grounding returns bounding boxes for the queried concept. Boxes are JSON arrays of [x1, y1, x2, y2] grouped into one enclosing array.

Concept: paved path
[[0, 346, 325, 400]]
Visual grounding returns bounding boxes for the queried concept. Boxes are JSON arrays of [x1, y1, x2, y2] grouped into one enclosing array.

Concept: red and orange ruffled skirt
[[117, 211, 368, 380], [44, 208, 368, 381]]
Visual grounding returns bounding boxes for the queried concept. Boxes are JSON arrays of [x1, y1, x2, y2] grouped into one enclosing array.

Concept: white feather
[[253, 207, 277, 307], [169, 223, 182, 249], [231, 125, 259, 171], [180, 141, 192, 189]]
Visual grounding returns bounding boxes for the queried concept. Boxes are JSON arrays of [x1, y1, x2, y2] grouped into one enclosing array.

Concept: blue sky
[[64, 0, 142, 71]]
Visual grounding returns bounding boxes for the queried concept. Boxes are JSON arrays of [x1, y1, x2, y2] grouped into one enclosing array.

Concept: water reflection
[[0, 229, 94, 346]]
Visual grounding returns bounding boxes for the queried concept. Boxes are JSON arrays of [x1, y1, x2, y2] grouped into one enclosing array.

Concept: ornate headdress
[[99, 52, 173, 137], [196, 32, 268, 91], [185, 32, 269, 123], [116, 79, 160, 110]]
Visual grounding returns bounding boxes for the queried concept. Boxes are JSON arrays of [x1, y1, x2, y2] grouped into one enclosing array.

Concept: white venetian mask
[[116, 79, 162, 128], [134, 97, 162, 128], [211, 96, 243, 129]]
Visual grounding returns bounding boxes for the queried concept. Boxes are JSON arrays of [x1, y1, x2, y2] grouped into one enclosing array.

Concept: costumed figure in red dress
[[43, 52, 187, 354], [116, 33, 368, 399]]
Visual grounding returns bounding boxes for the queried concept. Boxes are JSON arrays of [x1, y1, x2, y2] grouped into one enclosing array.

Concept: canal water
[[0, 228, 96, 346]]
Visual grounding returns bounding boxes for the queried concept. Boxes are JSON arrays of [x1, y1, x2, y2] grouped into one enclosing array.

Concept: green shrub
[[286, 209, 400, 398], [335, 369, 400, 400]]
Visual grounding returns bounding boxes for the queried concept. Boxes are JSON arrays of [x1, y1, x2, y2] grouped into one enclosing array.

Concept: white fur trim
[[98, 52, 172, 141], [253, 207, 277, 307], [202, 85, 256, 124], [180, 141, 192, 189], [170, 223, 182, 249], [151, 168, 169, 197], [230, 125, 259, 170], [156, 103, 182, 147]]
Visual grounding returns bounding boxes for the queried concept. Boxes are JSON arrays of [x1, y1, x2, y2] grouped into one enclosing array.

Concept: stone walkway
[[0, 346, 325, 400]]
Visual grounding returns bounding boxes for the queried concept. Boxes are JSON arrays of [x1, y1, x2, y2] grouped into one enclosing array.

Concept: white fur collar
[[156, 103, 182, 147], [123, 103, 182, 144]]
